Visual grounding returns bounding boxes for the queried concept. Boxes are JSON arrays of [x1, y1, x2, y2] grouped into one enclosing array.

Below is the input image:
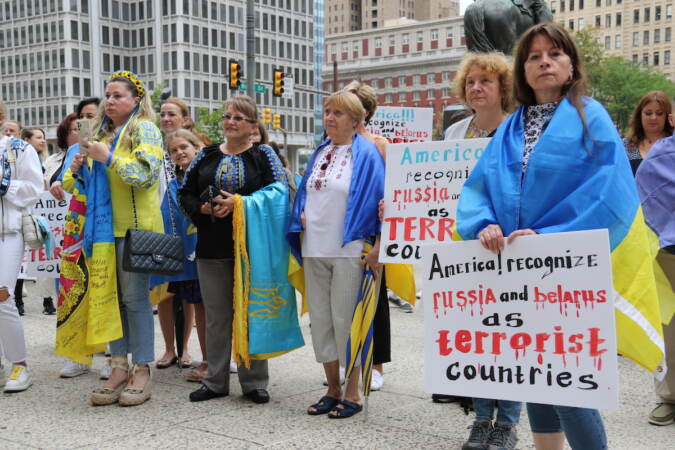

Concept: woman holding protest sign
[[455, 22, 665, 450], [288, 91, 384, 418], [21, 127, 58, 316], [61, 71, 163, 406], [0, 100, 44, 392], [444, 53, 522, 450]]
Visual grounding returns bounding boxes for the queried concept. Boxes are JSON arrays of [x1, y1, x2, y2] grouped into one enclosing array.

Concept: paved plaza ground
[[1, 284, 674, 449]]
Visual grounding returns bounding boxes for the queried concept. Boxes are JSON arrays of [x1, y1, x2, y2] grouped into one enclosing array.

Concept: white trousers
[[0, 232, 28, 363], [304, 257, 363, 367]]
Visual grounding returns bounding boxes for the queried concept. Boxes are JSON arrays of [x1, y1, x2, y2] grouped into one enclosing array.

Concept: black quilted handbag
[[122, 176, 184, 276]]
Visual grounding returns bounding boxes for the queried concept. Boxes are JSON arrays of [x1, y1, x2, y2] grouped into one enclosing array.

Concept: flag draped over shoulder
[[635, 135, 675, 325], [232, 182, 304, 368], [454, 97, 665, 372], [149, 178, 199, 306], [56, 138, 124, 364]]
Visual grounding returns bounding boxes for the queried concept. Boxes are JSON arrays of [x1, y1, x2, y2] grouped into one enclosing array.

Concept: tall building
[[0, 0, 318, 161], [549, 0, 674, 80], [313, 0, 326, 146], [322, 16, 466, 134], [325, 0, 459, 35]]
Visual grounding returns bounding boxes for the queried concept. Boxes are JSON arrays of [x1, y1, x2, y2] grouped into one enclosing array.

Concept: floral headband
[[108, 70, 146, 98]]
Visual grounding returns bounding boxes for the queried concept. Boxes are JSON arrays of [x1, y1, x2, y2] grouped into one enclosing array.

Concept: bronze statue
[[464, 0, 553, 55]]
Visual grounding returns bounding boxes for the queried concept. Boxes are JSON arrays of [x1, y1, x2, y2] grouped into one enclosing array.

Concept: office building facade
[[325, 0, 460, 35], [0, 0, 318, 158], [549, 0, 674, 80], [322, 16, 466, 134]]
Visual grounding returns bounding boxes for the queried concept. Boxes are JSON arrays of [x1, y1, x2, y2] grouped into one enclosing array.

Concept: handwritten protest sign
[[367, 106, 433, 143], [379, 139, 489, 263], [422, 230, 618, 409], [20, 191, 70, 279]]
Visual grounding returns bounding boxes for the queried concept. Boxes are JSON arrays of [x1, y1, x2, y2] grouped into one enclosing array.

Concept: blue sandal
[[328, 400, 363, 419], [307, 396, 340, 415]]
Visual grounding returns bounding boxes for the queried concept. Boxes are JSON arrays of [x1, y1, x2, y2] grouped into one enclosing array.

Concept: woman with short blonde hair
[[288, 90, 384, 418]]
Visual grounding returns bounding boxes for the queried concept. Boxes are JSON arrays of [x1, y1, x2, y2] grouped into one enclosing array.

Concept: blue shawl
[[287, 133, 384, 262], [636, 135, 675, 249]]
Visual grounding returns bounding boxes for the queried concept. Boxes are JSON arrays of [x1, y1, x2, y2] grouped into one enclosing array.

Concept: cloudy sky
[[460, 0, 472, 14]]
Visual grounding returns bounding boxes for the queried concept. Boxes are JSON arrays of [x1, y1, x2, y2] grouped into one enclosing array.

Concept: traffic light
[[229, 61, 241, 90], [273, 70, 285, 97], [263, 108, 272, 125], [272, 114, 282, 130]]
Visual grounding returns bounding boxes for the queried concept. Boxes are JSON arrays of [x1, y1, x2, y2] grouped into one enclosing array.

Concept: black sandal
[[328, 400, 363, 419], [307, 396, 339, 415]]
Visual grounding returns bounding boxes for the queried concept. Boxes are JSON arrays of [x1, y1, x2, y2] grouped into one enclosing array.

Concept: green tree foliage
[[195, 107, 224, 144], [149, 82, 168, 114], [574, 29, 675, 132]]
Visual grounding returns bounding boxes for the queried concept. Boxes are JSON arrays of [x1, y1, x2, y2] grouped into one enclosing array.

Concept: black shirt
[[178, 143, 285, 259]]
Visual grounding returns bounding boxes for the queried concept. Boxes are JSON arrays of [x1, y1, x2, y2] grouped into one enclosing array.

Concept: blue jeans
[[473, 398, 522, 426], [108, 238, 154, 364], [527, 403, 607, 450]]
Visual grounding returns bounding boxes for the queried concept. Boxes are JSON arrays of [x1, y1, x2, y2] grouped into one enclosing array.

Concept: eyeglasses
[[222, 114, 256, 124]]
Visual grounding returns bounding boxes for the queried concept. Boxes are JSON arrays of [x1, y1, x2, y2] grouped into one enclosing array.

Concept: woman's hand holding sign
[[478, 224, 504, 253], [479, 225, 537, 253]]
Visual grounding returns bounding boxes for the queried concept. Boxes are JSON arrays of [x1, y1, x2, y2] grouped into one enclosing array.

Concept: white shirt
[[444, 116, 473, 140], [0, 136, 44, 235], [302, 144, 364, 258]]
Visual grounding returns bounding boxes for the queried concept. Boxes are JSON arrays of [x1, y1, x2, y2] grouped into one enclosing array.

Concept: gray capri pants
[[303, 257, 363, 367]]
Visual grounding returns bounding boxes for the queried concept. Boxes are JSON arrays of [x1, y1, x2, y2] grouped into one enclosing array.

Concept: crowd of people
[[0, 22, 674, 450]]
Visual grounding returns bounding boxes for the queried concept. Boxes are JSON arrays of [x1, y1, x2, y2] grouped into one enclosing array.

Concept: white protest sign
[[20, 191, 70, 279], [422, 230, 618, 410], [367, 106, 433, 143], [379, 139, 489, 263]]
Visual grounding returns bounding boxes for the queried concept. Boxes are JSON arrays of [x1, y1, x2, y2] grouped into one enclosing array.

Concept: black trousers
[[372, 270, 391, 365]]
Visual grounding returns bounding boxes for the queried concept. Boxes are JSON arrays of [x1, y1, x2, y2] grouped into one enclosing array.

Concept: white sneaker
[[99, 359, 112, 380], [370, 369, 384, 391], [229, 361, 238, 373], [4, 365, 33, 392], [59, 361, 90, 378]]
